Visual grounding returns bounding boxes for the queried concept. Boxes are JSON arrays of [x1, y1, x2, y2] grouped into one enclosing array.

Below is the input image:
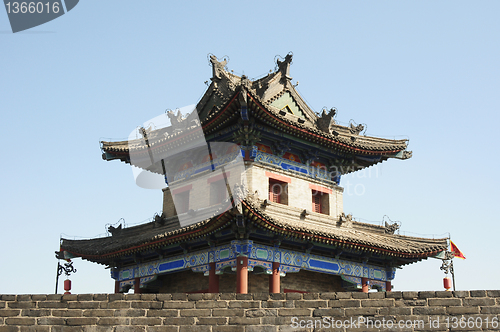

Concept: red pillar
[[386, 281, 392, 292], [269, 262, 280, 293], [236, 256, 248, 294], [361, 278, 369, 293], [114, 280, 120, 294], [209, 262, 219, 293], [134, 277, 142, 294]]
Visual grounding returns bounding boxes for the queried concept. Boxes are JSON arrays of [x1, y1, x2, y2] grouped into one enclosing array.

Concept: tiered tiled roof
[[60, 194, 447, 266]]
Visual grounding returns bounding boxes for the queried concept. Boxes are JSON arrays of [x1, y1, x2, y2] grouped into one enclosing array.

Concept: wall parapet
[[1, 290, 500, 331]]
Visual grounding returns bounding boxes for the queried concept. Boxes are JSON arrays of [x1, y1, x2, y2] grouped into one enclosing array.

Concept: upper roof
[[101, 54, 411, 175], [60, 193, 447, 267]]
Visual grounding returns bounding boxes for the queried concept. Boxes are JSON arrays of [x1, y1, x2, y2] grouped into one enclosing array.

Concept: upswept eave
[[60, 195, 447, 264]]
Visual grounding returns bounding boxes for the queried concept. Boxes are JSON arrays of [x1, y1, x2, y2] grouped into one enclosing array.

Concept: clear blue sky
[[1, 1, 499, 294]]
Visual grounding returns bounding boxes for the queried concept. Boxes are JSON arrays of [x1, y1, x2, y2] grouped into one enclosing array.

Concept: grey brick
[[146, 327, 178, 332], [0, 295, 16, 301], [146, 309, 178, 317], [156, 294, 172, 301], [368, 292, 385, 299], [178, 309, 211, 317], [277, 309, 311, 316], [62, 294, 78, 301], [312, 308, 343, 317], [344, 307, 378, 316], [463, 297, 496, 306], [0, 326, 18, 332], [0, 310, 20, 317], [106, 301, 131, 309], [428, 298, 462, 306], [486, 290, 500, 297], [470, 290, 487, 297], [19, 327, 50, 332], [294, 300, 327, 308], [195, 301, 227, 309], [213, 326, 244, 332], [351, 292, 368, 299], [253, 293, 269, 301], [113, 309, 146, 317], [302, 293, 319, 300], [82, 309, 114, 317], [130, 317, 163, 325], [163, 301, 194, 309], [446, 306, 480, 315], [285, 293, 302, 300], [412, 306, 446, 315], [97, 317, 129, 325], [228, 316, 260, 325], [93, 294, 108, 301], [131, 301, 162, 309], [318, 293, 336, 300], [115, 327, 146, 332], [37, 317, 66, 325], [361, 299, 394, 307], [51, 309, 83, 317], [4, 318, 36, 325], [179, 326, 210, 332], [246, 326, 277, 332], [162, 317, 195, 325], [269, 293, 285, 301], [228, 301, 259, 309], [76, 294, 94, 301], [66, 317, 98, 325], [435, 291, 453, 298], [245, 309, 277, 317], [7, 302, 35, 309], [15, 296, 31, 302], [219, 293, 236, 300], [235, 294, 253, 301], [20, 309, 50, 317], [197, 317, 227, 325], [68, 301, 100, 309], [212, 309, 244, 317], [480, 306, 500, 314], [328, 299, 360, 308], [386, 291, 403, 299], [187, 293, 203, 301], [418, 291, 436, 299], [38, 302, 67, 309], [453, 291, 469, 298], [171, 294, 188, 301], [402, 291, 418, 299]]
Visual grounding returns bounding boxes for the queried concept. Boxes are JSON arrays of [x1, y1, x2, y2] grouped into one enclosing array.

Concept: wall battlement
[[1, 291, 500, 331]]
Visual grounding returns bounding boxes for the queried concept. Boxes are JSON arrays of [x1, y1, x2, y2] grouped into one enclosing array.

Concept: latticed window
[[269, 180, 287, 204], [312, 194, 322, 213]]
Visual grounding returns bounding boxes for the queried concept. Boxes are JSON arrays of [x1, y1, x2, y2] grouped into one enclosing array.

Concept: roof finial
[[208, 54, 228, 80], [276, 52, 293, 80]]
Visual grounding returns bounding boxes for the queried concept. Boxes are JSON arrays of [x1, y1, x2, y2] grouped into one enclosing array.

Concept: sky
[[1, 1, 499, 294]]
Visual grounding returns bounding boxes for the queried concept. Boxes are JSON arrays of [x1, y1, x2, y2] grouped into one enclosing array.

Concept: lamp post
[[55, 251, 77, 294], [439, 251, 455, 291]]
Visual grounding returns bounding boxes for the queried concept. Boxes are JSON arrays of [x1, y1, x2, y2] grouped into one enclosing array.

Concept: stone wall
[[1, 291, 500, 331]]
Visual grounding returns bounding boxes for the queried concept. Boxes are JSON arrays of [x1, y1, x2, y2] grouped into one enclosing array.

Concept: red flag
[[450, 241, 466, 259]]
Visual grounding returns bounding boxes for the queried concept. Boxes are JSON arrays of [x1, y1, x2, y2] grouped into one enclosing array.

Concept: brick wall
[[1, 291, 500, 331]]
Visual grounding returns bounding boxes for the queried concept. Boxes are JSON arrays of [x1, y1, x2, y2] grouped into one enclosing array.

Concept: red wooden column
[[236, 256, 248, 294], [269, 262, 280, 293], [386, 281, 392, 292], [209, 262, 219, 293], [134, 278, 142, 294], [361, 278, 369, 293], [114, 280, 120, 294]]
